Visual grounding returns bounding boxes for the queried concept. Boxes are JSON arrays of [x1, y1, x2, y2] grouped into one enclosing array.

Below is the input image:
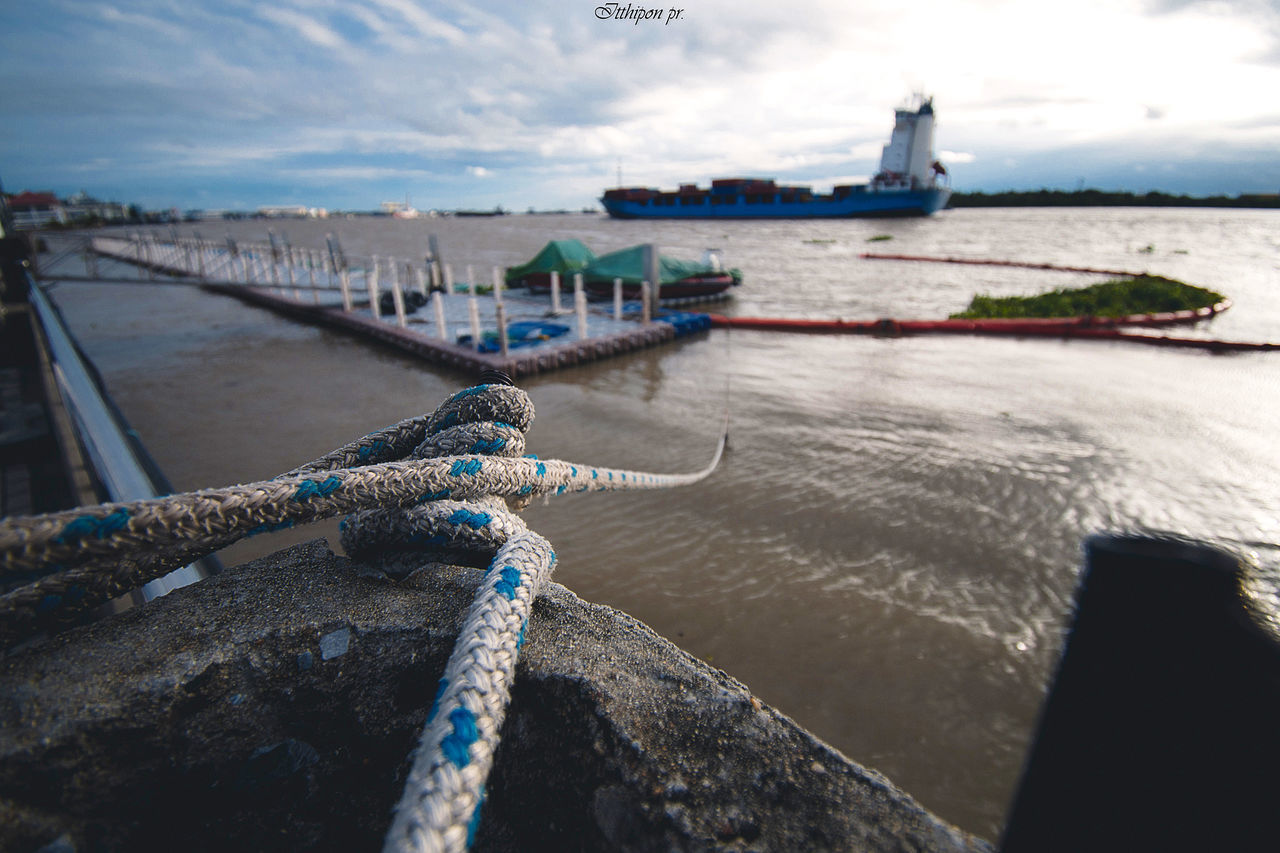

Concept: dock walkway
[[43, 234, 715, 378]]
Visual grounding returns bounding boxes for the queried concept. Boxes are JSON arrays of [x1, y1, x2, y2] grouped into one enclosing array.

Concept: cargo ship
[[601, 97, 951, 219]]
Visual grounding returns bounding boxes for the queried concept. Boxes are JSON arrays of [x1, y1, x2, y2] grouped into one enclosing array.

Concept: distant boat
[[601, 97, 951, 219]]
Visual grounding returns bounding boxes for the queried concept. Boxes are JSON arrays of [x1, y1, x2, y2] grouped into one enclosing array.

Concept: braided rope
[[381, 518, 555, 853], [0, 381, 725, 852]]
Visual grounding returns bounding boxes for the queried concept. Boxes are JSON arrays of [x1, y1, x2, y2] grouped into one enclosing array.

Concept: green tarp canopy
[[582, 245, 717, 286], [505, 239, 595, 283]]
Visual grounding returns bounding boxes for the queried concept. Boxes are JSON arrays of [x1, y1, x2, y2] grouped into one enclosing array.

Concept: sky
[[2, 0, 1279, 212]]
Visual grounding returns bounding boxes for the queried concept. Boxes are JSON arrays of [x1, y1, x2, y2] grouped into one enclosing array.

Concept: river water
[[44, 208, 1280, 841]]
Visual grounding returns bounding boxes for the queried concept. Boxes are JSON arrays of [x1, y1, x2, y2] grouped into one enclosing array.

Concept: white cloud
[[256, 7, 346, 50], [368, 0, 466, 45], [466, 166, 492, 178]]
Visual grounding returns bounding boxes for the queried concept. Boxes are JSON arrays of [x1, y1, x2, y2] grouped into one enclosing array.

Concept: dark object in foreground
[[1000, 535, 1280, 852], [0, 540, 988, 852]]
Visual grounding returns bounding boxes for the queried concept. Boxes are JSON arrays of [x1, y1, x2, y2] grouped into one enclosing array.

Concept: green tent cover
[[582, 245, 718, 286], [505, 239, 595, 283]]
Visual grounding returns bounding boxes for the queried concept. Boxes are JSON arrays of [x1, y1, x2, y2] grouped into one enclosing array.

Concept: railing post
[[644, 243, 660, 319], [468, 294, 481, 351], [432, 290, 447, 339], [309, 249, 320, 304], [614, 277, 623, 320], [368, 256, 382, 318], [339, 265, 352, 312], [575, 287, 588, 341], [496, 300, 509, 358], [390, 257, 407, 327]]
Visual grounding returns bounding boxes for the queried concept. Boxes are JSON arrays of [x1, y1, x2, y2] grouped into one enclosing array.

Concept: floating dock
[[72, 235, 714, 378]]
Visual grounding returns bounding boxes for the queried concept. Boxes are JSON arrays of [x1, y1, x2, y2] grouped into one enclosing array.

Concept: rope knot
[[339, 382, 536, 577]]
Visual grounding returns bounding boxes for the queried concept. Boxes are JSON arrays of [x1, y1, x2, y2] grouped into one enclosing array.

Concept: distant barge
[[601, 98, 951, 219]]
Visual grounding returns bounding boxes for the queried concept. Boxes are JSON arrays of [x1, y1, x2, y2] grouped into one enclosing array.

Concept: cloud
[[256, 7, 347, 50], [2, 0, 1278, 210]]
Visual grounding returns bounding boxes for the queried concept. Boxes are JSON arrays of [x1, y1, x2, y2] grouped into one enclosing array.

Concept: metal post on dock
[[325, 234, 343, 280], [575, 288, 588, 340], [427, 235, 442, 291], [641, 281, 652, 324], [287, 245, 300, 299], [339, 266, 352, 312], [495, 300, 509, 358], [550, 271, 562, 314], [491, 265, 503, 305], [468, 295, 481, 351], [267, 230, 281, 287], [644, 243, 660, 320], [368, 256, 382, 319], [415, 265, 428, 298], [241, 243, 253, 285], [613, 277, 623, 320], [432, 290, 447, 339], [466, 264, 475, 297], [308, 250, 320, 304], [142, 236, 155, 280], [573, 273, 587, 338], [390, 258, 407, 327], [225, 237, 238, 284], [427, 253, 442, 293]]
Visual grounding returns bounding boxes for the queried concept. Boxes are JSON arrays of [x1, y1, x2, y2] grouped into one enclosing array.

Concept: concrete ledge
[[0, 540, 992, 852]]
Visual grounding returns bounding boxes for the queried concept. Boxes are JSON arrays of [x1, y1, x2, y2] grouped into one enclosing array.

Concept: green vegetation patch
[[950, 275, 1225, 319], [867, 234, 893, 242]]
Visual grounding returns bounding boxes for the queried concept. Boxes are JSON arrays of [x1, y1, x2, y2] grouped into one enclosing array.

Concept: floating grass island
[[950, 275, 1225, 320]]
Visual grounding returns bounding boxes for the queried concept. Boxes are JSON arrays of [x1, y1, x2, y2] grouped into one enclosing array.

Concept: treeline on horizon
[[947, 188, 1280, 208]]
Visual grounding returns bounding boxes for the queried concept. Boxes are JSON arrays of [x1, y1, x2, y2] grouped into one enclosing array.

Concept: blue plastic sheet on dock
[[656, 312, 713, 336], [460, 320, 571, 353]]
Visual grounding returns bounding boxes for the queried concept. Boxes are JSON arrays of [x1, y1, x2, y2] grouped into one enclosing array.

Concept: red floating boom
[[706, 300, 1279, 351]]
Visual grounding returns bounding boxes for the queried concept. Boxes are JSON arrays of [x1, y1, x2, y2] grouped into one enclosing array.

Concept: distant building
[[7, 191, 68, 230], [258, 205, 328, 219], [64, 191, 127, 224]]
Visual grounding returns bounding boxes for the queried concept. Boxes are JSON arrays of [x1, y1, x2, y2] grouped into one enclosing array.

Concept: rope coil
[[0, 381, 726, 853]]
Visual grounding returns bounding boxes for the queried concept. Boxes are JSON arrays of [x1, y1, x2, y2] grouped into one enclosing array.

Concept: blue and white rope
[[0, 382, 726, 852]]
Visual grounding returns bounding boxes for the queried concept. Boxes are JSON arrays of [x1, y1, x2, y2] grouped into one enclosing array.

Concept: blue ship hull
[[601, 186, 950, 219]]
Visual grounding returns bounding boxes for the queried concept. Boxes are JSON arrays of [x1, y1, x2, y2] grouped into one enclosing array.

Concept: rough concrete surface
[[0, 539, 993, 852]]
